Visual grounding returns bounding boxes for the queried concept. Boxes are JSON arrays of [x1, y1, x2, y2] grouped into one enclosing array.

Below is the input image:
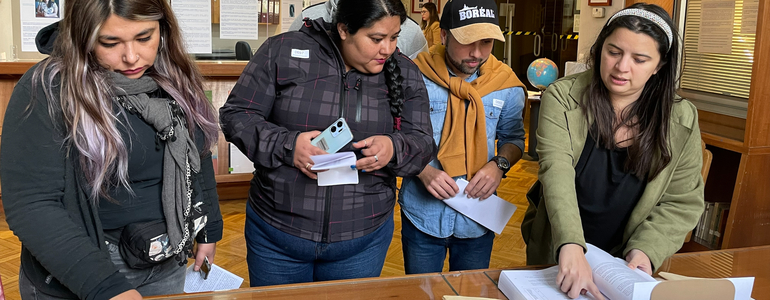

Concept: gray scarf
[[110, 72, 201, 255]]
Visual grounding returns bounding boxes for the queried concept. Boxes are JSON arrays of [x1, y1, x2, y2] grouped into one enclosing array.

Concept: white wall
[[0, 0, 14, 60], [576, 1, 625, 63]]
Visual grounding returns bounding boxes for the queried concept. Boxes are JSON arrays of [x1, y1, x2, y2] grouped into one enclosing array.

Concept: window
[[676, 0, 757, 119]]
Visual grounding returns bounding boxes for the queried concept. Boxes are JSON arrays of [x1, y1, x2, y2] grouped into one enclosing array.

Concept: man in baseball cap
[[440, 0, 506, 44], [400, 0, 527, 274]]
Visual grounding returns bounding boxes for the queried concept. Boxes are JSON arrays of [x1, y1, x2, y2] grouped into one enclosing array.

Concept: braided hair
[[334, 0, 407, 131], [384, 55, 404, 130]]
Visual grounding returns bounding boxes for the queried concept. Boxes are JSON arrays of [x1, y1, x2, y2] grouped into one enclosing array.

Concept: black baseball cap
[[440, 0, 505, 44]]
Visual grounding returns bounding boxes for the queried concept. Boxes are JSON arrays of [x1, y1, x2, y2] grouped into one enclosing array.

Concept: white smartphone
[[310, 118, 354, 154]]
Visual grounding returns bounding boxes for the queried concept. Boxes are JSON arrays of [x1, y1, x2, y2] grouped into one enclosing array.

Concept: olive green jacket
[[521, 71, 705, 271]]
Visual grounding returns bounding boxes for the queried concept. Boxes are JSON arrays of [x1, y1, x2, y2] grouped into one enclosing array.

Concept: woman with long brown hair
[[420, 2, 440, 48], [521, 3, 704, 299], [1, 0, 222, 298]]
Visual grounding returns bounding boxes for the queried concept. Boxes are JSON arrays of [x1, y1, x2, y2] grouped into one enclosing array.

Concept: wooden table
[[150, 245, 770, 299]]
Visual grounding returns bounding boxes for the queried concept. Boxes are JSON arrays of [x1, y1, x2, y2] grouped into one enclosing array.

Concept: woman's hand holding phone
[[294, 131, 328, 179], [352, 136, 393, 172]]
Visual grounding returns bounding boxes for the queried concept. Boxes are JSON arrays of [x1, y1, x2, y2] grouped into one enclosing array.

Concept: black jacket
[[0, 25, 222, 299], [220, 18, 436, 243]]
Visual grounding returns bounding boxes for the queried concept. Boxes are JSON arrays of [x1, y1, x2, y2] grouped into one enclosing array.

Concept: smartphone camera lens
[[330, 126, 337, 133], [337, 121, 343, 127]]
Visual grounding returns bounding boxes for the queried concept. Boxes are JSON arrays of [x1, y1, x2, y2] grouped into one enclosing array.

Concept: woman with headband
[[521, 3, 704, 299]]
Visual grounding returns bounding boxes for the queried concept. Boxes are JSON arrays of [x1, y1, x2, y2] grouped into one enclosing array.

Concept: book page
[[499, 266, 593, 300], [585, 244, 656, 300]]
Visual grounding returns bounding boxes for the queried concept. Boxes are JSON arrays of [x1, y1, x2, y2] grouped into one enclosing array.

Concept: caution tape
[[501, 30, 579, 40], [502, 30, 538, 36]]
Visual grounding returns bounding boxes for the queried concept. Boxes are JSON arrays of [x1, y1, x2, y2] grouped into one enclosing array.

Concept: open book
[[498, 244, 754, 300], [498, 243, 654, 300]]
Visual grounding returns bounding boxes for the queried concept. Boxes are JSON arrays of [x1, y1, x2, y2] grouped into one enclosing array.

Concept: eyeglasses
[[421, 11, 428, 14]]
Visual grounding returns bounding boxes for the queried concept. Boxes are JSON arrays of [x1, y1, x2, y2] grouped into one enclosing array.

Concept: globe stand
[[523, 58, 558, 162], [524, 92, 542, 161]]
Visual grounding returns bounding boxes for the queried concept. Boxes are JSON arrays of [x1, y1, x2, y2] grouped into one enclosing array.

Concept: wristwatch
[[490, 156, 511, 177]]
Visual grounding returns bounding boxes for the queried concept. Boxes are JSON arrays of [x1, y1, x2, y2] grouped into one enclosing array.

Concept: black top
[[99, 108, 165, 240], [574, 129, 647, 254]]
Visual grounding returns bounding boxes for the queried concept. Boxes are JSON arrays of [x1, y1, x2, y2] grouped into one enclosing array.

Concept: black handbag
[[118, 220, 176, 269]]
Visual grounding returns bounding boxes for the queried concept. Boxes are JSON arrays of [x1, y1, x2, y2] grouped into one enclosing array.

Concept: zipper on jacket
[[354, 78, 363, 123], [323, 35, 351, 243], [339, 73, 348, 118], [321, 186, 333, 243]]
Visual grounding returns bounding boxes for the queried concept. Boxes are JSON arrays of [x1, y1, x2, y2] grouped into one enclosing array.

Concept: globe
[[527, 58, 559, 91]]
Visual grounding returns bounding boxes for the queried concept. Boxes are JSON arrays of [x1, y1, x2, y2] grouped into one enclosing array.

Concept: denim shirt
[[399, 67, 526, 239]]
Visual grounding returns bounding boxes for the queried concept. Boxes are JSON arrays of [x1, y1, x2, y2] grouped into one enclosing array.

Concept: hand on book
[[557, 244, 606, 300], [625, 249, 652, 275]]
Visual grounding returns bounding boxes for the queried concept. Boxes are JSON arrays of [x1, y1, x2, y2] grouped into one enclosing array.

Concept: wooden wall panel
[[0, 78, 20, 136], [745, 0, 770, 148], [723, 153, 770, 248], [698, 110, 747, 146], [0, 78, 18, 196]]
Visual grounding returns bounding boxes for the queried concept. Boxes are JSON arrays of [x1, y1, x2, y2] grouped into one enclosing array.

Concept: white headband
[[608, 8, 673, 50]]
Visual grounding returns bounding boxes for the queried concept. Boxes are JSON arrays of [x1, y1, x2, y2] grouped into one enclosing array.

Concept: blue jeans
[[245, 204, 394, 287], [18, 241, 184, 299], [401, 211, 495, 274]]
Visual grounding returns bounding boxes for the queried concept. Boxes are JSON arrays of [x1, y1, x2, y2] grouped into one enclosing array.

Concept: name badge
[[493, 99, 505, 109], [291, 49, 310, 59]]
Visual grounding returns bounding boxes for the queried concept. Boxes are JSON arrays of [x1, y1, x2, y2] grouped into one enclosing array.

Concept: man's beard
[[447, 54, 486, 76]]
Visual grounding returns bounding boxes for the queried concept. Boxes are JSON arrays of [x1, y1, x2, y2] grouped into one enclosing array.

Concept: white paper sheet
[[220, 0, 260, 40], [172, 0, 212, 53], [229, 143, 255, 174], [698, 0, 735, 54], [310, 152, 358, 186], [19, 0, 64, 52], [442, 179, 517, 234], [741, 0, 759, 34], [184, 264, 243, 293]]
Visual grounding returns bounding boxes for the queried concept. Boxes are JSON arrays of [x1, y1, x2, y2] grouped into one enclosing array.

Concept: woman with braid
[[1, 0, 222, 298], [220, 0, 435, 286]]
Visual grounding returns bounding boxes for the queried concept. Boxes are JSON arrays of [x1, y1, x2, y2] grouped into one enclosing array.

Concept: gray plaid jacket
[[220, 19, 436, 243]]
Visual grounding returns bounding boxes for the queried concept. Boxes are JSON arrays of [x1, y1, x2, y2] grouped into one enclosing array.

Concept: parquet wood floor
[[0, 119, 538, 300]]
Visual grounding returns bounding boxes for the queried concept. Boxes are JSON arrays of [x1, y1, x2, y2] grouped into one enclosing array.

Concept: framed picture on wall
[[412, 0, 440, 14], [588, 0, 612, 6]]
